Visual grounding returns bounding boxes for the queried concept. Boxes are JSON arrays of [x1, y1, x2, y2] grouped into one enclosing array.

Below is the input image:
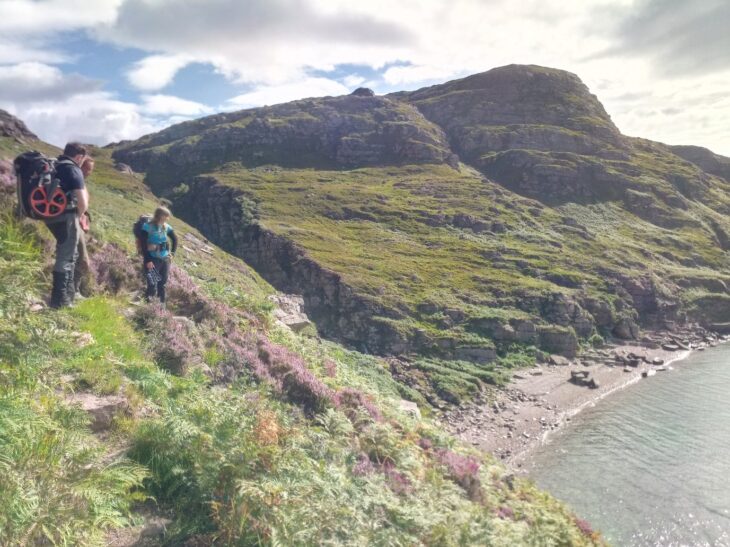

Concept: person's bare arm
[[75, 188, 89, 216]]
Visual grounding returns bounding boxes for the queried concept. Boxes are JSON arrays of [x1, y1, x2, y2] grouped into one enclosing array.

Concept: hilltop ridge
[[114, 92, 458, 190], [390, 64, 624, 158], [668, 144, 730, 182]]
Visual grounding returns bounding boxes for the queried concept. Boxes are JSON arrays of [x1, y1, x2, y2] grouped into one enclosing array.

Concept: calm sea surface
[[527, 343, 730, 546]]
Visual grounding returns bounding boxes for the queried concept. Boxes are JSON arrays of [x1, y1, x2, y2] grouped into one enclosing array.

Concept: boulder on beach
[[549, 354, 571, 366], [569, 369, 598, 388], [570, 370, 589, 380]]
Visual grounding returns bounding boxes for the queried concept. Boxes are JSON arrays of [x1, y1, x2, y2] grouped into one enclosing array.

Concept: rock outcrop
[[67, 392, 129, 432], [392, 65, 730, 228], [351, 87, 375, 97], [269, 293, 314, 332], [391, 64, 625, 161], [0, 109, 37, 141], [113, 94, 459, 182], [668, 144, 730, 182]]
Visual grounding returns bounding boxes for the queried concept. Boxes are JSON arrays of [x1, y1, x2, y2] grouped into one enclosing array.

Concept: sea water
[[526, 343, 730, 546]]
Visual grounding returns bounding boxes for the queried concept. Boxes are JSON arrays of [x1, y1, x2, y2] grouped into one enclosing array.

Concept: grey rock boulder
[[270, 293, 314, 332], [67, 392, 129, 432]]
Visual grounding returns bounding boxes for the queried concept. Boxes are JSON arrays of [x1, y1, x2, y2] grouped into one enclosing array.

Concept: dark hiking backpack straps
[[133, 214, 153, 256]]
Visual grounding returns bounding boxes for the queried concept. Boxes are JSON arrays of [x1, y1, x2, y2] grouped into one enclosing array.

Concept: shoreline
[[439, 328, 729, 471]]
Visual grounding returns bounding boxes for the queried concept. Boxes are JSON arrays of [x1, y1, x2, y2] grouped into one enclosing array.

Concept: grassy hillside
[[0, 136, 603, 545], [111, 66, 730, 389]]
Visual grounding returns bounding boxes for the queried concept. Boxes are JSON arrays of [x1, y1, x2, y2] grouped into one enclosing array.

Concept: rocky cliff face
[[392, 66, 729, 225], [0, 109, 37, 141], [112, 64, 730, 365], [390, 64, 624, 160], [668, 144, 730, 182], [170, 176, 413, 355], [114, 91, 458, 188]]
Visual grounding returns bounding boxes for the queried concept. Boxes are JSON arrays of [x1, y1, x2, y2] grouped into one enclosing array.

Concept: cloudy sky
[[0, 0, 728, 154]]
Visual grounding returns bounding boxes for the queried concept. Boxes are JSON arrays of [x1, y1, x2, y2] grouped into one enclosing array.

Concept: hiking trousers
[[74, 231, 91, 295], [46, 213, 80, 274], [144, 257, 170, 303]]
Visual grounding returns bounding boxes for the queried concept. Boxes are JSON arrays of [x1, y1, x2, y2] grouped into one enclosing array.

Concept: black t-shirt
[[55, 155, 85, 194]]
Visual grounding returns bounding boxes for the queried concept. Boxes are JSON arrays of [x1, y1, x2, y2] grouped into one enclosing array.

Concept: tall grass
[[0, 212, 41, 319], [0, 213, 147, 546]]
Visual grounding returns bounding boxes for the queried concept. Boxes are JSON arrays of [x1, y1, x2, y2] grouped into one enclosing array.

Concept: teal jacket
[[141, 222, 178, 261]]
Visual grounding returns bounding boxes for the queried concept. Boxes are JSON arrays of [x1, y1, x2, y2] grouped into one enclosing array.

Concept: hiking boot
[[73, 275, 88, 301], [49, 271, 70, 308], [66, 272, 75, 306]]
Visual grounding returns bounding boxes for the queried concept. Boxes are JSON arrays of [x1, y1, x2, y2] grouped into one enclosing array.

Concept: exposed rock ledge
[[0, 109, 37, 141]]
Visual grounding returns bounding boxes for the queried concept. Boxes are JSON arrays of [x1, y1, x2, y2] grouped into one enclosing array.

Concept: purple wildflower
[[90, 243, 139, 294], [87, 240, 332, 412], [333, 388, 382, 423], [256, 338, 335, 412], [323, 359, 337, 378], [435, 448, 483, 501], [0, 159, 14, 190], [497, 506, 515, 520], [435, 449, 480, 482], [382, 461, 413, 495], [352, 453, 375, 477], [214, 330, 273, 385], [135, 304, 197, 375], [167, 268, 227, 325], [574, 517, 595, 537], [166, 267, 258, 329]]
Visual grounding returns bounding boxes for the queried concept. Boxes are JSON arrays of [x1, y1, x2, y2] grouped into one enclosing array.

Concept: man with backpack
[[14, 142, 90, 308], [45, 143, 90, 308]]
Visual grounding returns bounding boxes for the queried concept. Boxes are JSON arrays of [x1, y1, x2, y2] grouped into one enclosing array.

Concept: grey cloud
[[596, 0, 730, 76], [105, 0, 412, 50], [0, 69, 101, 102], [662, 107, 682, 115], [609, 91, 652, 102]]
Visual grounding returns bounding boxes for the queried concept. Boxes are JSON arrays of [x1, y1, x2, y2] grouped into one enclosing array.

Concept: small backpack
[[133, 214, 153, 255], [14, 151, 76, 220]]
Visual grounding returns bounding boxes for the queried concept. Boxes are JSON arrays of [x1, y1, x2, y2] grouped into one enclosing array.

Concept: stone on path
[[398, 399, 421, 420], [67, 392, 129, 432], [106, 513, 172, 547]]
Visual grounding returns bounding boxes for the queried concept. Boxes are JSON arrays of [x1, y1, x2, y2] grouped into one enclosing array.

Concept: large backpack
[[14, 151, 75, 220], [133, 214, 153, 255]]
